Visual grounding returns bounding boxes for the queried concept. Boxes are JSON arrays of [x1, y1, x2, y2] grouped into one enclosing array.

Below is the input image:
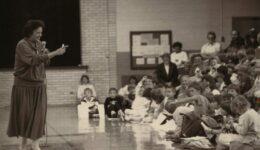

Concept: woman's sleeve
[[233, 114, 250, 135], [91, 85, 97, 97], [201, 45, 206, 54], [44, 58, 51, 67], [77, 86, 83, 100], [217, 43, 222, 52], [183, 52, 189, 62], [17, 42, 49, 66]]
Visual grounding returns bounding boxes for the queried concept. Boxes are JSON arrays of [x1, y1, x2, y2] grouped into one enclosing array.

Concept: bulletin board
[[130, 30, 172, 70]]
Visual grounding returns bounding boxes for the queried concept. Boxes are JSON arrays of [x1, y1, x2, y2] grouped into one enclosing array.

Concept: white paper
[[141, 33, 153, 44], [136, 58, 145, 65], [133, 35, 141, 46], [132, 46, 143, 56], [147, 58, 156, 64], [160, 34, 169, 45]]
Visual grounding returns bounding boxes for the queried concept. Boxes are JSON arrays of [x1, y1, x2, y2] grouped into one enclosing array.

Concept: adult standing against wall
[[155, 53, 180, 87], [7, 20, 67, 150]]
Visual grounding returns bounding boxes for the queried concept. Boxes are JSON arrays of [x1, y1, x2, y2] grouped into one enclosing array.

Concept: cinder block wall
[[0, 0, 117, 107], [80, 0, 117, 102]]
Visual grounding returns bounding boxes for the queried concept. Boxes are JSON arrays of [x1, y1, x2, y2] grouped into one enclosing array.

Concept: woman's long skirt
[[7, 78, 47, 140]]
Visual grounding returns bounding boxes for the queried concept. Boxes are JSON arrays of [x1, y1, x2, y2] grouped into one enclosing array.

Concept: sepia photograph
[[0, 0, 260, 149]]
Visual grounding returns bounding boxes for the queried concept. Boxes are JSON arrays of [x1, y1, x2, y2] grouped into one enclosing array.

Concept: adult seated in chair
[[155, 53, 180, 87], [201, 31, 221, 59], [170, 42, 188, 74]]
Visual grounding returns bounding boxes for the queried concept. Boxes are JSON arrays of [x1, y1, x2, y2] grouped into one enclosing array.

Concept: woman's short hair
[[207, 31, 216, 39], [80, 75, 90, 84], [23, 19, 45, 38], [172, 42, 183, 49], [230, 95, 250, 114]]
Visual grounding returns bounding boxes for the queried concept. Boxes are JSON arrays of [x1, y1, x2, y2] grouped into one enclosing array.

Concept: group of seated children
[[76, 29, 260, 149]]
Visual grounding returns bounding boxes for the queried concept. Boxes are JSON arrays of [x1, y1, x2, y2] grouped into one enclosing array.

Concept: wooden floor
[[0, 105, 185, 150]]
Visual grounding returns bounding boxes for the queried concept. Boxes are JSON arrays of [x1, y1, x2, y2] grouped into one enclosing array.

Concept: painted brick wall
[[0, 0, 117, 107], [0, 69, 86, 107], [0, 71, 14, 107], [80, 0, 117, 102]]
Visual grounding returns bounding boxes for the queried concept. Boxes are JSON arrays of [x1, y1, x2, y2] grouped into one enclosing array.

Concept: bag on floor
[[181, 112, 206, 138]]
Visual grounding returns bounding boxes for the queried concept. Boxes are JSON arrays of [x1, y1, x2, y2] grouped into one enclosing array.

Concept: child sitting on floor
[[124, 88, 152, 122], [154, 86, 176, 123], [121, 85, 136, 110], [77, 75, 97, 101], [124, 76, 153, 122], [159, 86, 176, 113], [203, 95, 260, 150], [118, 75, 138, 97], [151, 86, 178, 133], [104, 88, 124, 119], [78, 88, 99, 118], [142, 88, 165, 123], [165, 82, 210, 139]]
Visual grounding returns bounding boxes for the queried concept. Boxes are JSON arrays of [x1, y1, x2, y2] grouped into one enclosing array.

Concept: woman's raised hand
[[47, 44, 68, 59], [55, 45, 67, 56]]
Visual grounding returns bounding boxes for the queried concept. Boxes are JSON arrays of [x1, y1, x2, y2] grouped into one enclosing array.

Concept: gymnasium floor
[[0, 105, 184, 150]]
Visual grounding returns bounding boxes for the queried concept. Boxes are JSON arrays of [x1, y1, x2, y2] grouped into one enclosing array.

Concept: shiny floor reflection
[[0, 105, 183, 150]]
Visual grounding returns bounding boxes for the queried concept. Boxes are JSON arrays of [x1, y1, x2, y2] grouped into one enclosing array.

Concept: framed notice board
[[130, 30, 172, 70]]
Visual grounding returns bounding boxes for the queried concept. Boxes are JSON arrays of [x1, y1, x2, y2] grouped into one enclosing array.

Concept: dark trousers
[[105, 103, 121, 118]]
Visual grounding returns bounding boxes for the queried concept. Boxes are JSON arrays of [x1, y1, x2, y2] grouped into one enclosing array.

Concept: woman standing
[[7, 20, 67, 150]]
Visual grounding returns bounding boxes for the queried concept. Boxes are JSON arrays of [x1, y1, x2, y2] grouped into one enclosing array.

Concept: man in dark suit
[[155, 53, 180, 87]]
